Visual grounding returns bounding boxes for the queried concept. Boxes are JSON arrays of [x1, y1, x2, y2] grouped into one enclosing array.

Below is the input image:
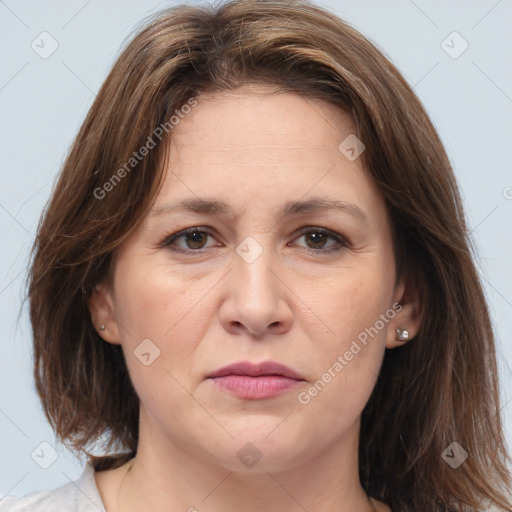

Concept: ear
[[88, 281, 122, 345], [386, 269, 423, 349]]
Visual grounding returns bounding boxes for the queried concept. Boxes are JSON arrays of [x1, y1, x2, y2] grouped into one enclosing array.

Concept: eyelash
[[158, 226, 349, 256]]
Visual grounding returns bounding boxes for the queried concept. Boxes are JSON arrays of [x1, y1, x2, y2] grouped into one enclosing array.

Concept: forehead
[[152, 85, 384, 223], [171, 84, 355, 150]]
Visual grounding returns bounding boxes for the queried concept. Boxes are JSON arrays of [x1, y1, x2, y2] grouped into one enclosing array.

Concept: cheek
[[295, 260, 394, 413], [110, 259, 210, 431], [301, 257, 394, 342], [110, 254, 221, 394], [112, 253, 209, 343]]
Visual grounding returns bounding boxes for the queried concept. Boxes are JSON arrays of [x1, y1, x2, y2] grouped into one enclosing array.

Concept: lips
[[207, 360, 305, 380], [207, 361, 306, 399]]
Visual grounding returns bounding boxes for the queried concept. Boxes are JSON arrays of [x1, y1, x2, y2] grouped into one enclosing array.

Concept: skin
[[89, 83, 422, 512]]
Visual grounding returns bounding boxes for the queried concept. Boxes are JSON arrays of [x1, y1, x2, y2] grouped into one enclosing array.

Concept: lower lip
[[209, 375, 302, 399]]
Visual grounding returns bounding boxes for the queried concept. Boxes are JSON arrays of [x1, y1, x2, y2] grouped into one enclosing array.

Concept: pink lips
[[207, 361, 306, 399]]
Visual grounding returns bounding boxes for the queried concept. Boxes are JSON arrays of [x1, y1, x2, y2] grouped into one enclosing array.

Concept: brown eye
[[304, 231, 329, 249], [161, 228, 217, 253], [292, 227, 348, 255], [181, 230, 209, 249]]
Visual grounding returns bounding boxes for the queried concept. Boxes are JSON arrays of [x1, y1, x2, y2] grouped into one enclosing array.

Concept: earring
[[99, 324, 106, 331], [395, 327, 409, 341]]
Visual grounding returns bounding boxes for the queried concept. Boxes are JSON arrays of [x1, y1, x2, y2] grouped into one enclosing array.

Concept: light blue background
[[1, 0, 511, 498]]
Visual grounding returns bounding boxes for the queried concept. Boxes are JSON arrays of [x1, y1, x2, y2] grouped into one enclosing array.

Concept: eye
[[159, 226, 349, 256], [291, 227, 349, 254], [160, 227, 219, 253]]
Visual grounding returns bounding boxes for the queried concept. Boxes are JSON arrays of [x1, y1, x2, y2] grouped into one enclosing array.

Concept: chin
[[203, 428, 316, 474]]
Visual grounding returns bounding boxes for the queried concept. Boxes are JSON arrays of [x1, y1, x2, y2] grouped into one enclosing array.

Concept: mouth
[[207, 361, 306, 399]]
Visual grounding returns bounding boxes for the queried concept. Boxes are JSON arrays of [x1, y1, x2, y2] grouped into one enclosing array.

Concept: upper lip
[[207, 361, 305, 380]]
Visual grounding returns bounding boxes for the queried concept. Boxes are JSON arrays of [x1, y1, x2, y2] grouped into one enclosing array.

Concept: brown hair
[[27, 0, 511, 509]]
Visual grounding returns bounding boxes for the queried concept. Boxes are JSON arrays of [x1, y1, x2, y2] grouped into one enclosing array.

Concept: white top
[[0, 463, 106, 511]]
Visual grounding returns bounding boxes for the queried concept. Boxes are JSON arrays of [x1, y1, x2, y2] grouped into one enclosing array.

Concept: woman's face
[[92, 84, 418, 472]]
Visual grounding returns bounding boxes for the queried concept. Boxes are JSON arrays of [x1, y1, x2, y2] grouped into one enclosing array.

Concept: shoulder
[[0, 463, 105, 512]]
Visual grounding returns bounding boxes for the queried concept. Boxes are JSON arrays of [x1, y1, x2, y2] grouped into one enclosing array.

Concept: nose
[[218, 242, 293, 337]]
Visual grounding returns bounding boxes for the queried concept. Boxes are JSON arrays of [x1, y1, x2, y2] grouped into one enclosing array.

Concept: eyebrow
[[151, 197, 368, 224]]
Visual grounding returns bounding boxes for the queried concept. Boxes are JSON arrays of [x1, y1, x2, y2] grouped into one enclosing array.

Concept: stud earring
[[395, 327, 409, 341], [99, 324, 106, 331]]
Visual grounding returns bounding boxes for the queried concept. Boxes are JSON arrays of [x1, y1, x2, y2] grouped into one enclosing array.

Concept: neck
[[115, 411, 381, 512]]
